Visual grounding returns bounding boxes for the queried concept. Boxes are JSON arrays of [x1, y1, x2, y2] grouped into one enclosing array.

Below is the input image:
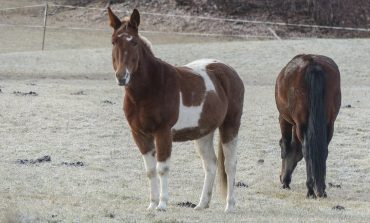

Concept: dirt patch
[[236, 181, 248, 188], [16, 155, 51, 165], [101, 100, 115, 105], [70, 90, 86, 95], [61, 161, 84, 167], [177, 201, 196, 208], [328, 183, 342, 189], [332, 205, 345, 211], [13, 91, 38, 96]]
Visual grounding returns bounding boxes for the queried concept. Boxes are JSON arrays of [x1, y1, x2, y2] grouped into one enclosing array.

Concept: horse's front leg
[[154, 128, 172, 211], [132, 131, 159, 210]]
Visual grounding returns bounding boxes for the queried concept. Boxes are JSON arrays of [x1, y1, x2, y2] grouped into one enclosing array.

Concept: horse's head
[[108, 7, 141, 86]]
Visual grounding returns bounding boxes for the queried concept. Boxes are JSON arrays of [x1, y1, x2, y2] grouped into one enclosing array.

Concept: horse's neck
[[125, 51, 165, 102]]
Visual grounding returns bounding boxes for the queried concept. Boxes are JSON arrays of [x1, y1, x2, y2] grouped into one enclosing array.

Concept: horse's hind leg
[[194, 131, 217, 210], [219, 124, 239, 212], [279, 116, 303, 189]]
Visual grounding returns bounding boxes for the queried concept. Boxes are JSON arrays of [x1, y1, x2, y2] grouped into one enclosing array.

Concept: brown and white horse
[[275, 54, 341, 198], [108, 8, 244, 211]]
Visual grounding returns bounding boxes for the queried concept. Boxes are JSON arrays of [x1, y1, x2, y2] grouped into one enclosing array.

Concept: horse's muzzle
[[117, 79, 127, 86], [116, 69, 131, 86]]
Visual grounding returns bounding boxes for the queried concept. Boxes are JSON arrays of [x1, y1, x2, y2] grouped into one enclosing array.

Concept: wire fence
[[1, 3, 369, 51]]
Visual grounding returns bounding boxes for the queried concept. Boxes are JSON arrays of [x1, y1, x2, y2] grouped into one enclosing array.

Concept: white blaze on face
[[172, 59, 219, 131], [124, 68, 131, 84]]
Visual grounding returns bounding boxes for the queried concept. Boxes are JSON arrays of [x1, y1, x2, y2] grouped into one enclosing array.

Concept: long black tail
[[305, 62, 328, 191]]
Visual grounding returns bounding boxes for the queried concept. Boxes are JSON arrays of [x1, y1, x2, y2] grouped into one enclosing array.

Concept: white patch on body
[[172, 59, 219, 131], [172, 92, 203, 130], [156, 158, 170, 210], [142, 152, 159, 210], [185, 59, 218, 92]]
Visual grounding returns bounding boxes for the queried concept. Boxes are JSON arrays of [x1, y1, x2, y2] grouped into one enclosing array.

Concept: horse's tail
[[218, 140, 227, 199], [304, 61, 328, 196]]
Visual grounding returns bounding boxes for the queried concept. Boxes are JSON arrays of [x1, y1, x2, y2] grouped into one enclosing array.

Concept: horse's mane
[[138, 34, 153, 55]]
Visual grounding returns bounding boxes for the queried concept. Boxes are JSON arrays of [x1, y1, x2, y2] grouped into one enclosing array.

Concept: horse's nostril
[[118, 79, 126, 86]]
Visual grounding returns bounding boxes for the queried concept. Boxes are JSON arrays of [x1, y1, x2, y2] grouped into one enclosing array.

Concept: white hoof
[[194, 203, 209, 210], [147, 202, 158, 210], [156, 201, 167, 211], [225, 203, 236, 213]]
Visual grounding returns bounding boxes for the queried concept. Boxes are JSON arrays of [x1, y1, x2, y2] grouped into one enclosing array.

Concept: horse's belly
[[172, 127, 211, 142]]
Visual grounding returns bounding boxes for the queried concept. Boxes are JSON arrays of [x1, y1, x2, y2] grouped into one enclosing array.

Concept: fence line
[[1, 3, 370, 32], [0, 3, 367, 50], [49, 3, 370, 32], [0, 23, 275, 40], [0, 4, 44, 11]]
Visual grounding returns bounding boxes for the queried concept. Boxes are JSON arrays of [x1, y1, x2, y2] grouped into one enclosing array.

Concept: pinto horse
[[275, 54, 341, 198], [108, 8, 244, 211]]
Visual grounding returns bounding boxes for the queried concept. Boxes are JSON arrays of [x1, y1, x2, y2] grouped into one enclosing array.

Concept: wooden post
[[268, 27, 281, 40], [42, 2, 48, 51]]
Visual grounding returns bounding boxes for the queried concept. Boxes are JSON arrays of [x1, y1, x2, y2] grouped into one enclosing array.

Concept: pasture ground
[[0, 38, 370, 222]]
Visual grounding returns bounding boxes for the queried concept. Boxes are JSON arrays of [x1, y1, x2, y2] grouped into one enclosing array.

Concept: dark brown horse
[[108, 8, 244, 211], [275, 54, 341, 198]]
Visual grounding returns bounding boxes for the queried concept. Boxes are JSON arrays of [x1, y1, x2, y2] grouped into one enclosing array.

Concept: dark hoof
[[306, 190, 316, 199], [282, 184, 291, 190], [317, 191, 327, 198]]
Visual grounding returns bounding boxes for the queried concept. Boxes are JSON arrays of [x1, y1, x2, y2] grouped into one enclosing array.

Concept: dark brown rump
[[207, 63, 244, 143]]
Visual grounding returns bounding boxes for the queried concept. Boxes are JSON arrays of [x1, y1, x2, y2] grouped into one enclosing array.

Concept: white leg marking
[[222, 137, 238, 212], [142, 151, 159, 210], [156, 158, 170, 211], [194, 131, 217, 210]]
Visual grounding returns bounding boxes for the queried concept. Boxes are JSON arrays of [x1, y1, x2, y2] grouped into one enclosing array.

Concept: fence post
[[268, 27, 281, 40], [42, 2, 48, 51]]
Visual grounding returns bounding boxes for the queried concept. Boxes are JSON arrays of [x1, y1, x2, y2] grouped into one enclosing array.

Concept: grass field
[[1, 38, 370, 222]]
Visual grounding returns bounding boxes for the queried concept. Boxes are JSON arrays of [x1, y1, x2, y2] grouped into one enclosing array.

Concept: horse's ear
[[129, 9, 140, 30], [107, 7, 121, 30]]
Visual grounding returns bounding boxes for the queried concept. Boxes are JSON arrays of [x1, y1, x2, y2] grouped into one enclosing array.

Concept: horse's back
[[275, 54, 341, 125], [183, 59, 244, 98]]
